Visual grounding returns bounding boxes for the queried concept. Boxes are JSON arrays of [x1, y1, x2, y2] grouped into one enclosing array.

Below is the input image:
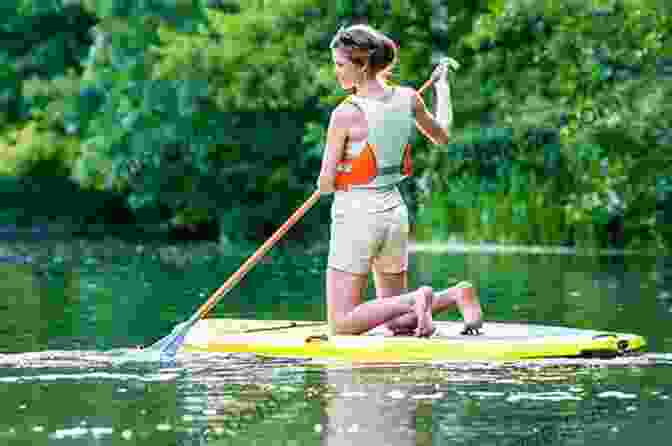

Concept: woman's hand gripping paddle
[[120, 190, 322, 362], [418, 57, 460, 93]]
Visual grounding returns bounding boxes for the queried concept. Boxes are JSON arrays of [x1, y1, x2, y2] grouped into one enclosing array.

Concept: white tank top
[[332, 87, 415, 214], [346, 87, 415, 189]]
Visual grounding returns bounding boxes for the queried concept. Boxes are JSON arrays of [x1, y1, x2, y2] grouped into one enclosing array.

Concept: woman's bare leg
[[372, 269, 414, 335], [374, 272, 483, 334], [455, 282, 483, 334], [375, 270, 448, 335], [327, 267, 433, 336], [370, 269, 435, 337]]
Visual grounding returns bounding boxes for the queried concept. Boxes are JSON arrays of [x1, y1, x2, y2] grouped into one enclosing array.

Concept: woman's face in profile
[[332, 48, 363, 91]]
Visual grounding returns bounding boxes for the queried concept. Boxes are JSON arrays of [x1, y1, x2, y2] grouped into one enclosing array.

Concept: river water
[[1, 238, 671, 445]]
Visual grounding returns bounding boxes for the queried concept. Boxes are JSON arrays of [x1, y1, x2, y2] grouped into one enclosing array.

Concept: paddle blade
[[111, 321, 192, 364], [145, 321, 191, 356]]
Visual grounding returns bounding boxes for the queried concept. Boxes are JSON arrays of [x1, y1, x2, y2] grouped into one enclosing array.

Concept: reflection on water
[[0, 238, 671, 444], [0, 351, 672, 445]]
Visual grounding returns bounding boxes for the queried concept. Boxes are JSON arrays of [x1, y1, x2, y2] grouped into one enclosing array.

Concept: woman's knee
[[331, 319, 357, 336], [327, 267, 368, 297], [326, 267, 368, 332]]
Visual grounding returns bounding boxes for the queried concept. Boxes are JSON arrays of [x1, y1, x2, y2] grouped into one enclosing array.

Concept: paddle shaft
[[417, 74, 438, 95], [198, 190, 321, 319]]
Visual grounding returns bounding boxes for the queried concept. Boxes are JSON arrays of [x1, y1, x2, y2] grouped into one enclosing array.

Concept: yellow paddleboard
[[180, 319, 646, 362]]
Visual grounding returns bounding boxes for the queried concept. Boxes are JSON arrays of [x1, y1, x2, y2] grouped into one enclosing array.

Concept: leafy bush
[[1, 69, 88, 176], [68, 1, 336, 240], [419, 0, 672, 249], [1, 0, 670, 250], [0, 121, 80, 177], [0, 63, 24, 126]]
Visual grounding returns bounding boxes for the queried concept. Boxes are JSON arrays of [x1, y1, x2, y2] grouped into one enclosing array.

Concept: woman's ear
[[359, 61, 370, 77]]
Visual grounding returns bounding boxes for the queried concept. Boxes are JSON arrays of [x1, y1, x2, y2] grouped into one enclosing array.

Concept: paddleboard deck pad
[[180, 319, 646, 361]]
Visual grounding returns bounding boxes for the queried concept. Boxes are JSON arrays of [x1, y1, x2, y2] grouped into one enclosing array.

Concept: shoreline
[[0, 231, 663, 269], [409, 241, 657, 257]]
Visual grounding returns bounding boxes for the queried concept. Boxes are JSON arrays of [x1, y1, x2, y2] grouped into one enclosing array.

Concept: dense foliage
[[416, 0, 672, 250], [0, 0, 670, 250]]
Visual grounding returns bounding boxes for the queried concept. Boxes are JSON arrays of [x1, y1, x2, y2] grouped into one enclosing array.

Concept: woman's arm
[[413, 67, 454, 145], [317, 106, 351, 194]]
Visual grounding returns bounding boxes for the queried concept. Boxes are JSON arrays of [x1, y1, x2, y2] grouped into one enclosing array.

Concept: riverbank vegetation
[[0, 0, 670, 251]]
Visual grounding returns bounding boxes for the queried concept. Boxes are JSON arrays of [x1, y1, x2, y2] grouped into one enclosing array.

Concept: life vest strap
[[378, 165, 403, 175], [335, 164, 353, 173]]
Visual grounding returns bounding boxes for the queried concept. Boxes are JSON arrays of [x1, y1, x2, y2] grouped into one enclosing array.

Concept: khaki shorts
[[328, 202, 409, 275]]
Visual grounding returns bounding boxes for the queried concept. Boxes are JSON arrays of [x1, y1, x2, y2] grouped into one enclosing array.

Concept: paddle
[[128, 190, 322, 360], [121, 57, 460, 362]]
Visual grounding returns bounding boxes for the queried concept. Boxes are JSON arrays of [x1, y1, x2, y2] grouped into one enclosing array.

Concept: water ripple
[[0, 350, 671, 389], [506, 391, 583, 402]]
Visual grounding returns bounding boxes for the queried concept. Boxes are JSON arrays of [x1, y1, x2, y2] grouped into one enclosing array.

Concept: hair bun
[[331, 24, 398, 77]]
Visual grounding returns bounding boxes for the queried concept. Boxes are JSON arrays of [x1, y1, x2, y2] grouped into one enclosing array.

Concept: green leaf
[[488, 0, 506, 16]]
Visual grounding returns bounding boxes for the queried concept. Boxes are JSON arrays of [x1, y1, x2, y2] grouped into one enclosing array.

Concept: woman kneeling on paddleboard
[[318, 24, 483, 337]]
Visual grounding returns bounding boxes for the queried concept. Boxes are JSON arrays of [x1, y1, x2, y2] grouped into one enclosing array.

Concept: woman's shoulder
[[332, 96, 362, 116], [329, 96, 362, 126]]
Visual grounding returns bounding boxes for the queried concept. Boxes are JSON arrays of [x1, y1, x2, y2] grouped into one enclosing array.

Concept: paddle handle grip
[[417, 76, 436, 96], [417, 59, 455, 95], [197, 190, 321, 319]]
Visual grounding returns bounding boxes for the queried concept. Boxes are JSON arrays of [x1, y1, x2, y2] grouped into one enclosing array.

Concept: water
[[1, 238, 671, 445]]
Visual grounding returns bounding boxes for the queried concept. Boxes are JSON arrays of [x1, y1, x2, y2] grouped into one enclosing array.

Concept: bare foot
[[381, 326, 414, 337], [455, 281, 483, 335], [383, 322, 414, 337], [413, 286, 434, 337], [379, 326, 398, 337]]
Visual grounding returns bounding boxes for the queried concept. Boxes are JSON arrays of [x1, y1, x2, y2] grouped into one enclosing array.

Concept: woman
[[318, 24, 482, 337]]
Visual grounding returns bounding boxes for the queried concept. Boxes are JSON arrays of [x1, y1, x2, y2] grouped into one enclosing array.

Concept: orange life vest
[[334, 142, 413, 191]]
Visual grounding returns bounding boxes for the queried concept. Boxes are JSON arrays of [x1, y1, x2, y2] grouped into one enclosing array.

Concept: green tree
[[418, 0, 672, 250], [72, 1, 333, 240]]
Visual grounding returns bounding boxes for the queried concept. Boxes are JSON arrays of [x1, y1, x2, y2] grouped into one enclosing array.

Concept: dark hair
[[330, 24, 398, 79]]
